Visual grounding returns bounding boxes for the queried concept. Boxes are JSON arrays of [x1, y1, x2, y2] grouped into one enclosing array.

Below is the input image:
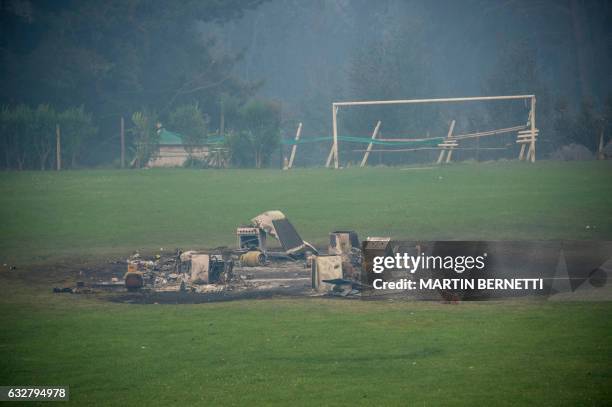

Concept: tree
[[167, 104, 208, 158], [344, 6, 442, 165], [0, 1, 264, 166], [226, 100, 281, 168], [603, 94, 612, 149], [482, 39, 556, 155], [224, 130, 254, 168], [0, 105, 31, 170], [30, 104, 57, 170], [0, 104, 99, 170], [57, 106, 97, 168], [129, 110, 159, 168], [573, 100, 602, 152], [553, 98, 575, 146], [347, 22, 435, 136], [551, 92, 610, 154]]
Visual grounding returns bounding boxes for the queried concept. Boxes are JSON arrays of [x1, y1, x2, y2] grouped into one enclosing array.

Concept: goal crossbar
[[333, 95, 535, 107]]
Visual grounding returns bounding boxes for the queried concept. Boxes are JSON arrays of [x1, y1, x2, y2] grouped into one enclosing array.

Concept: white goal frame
[[325, 95, 537, 168]]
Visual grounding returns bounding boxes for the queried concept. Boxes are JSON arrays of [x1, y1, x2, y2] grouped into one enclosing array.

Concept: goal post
[[327, 94, 537, 168]]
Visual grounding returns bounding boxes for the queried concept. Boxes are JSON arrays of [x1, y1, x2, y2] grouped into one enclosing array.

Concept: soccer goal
[[324, 95, 538, 168]]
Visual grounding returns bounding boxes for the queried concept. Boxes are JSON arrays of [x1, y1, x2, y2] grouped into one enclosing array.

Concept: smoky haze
[[207, 2, 610, 101], [0, 0, 610, 168]]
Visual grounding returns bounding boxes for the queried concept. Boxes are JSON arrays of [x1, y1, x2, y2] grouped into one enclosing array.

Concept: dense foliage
[[0, 1, 610, 168], [0, 104, 96, 170], [0, 0, 264, 167]]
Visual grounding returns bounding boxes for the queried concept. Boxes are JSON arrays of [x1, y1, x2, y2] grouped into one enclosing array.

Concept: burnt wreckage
[[55, 211, 365, 300]]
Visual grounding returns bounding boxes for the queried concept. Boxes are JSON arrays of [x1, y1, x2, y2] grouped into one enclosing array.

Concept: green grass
[[0, 162, 611, 405], [1, 161, 611, 263], [0, 281, 610, 406]]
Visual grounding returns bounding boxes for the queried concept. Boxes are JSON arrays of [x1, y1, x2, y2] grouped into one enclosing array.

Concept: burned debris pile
[[53, 211, 366, 301]]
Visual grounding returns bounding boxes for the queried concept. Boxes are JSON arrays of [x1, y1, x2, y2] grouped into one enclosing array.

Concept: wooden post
[[518, 143, 526, 161], [597, 129, 604, 160], [436, 148, 446, 164], [529, 96, 536, 162], [526, 143, 534, 162], [476, 131, 480, 162], [519, 107, 532, 161], [56, 124, 61, 171], [220, 99, 225, 136], [360, 120, 381, 167], [437, 120, 455, 164], [332, 104, 339, 169], [325, 145, 334, 167], [287, 122, 302, 169], [120, 116, 125, 169], [446, 147, 454, 163], [426, 130, 431, 162]]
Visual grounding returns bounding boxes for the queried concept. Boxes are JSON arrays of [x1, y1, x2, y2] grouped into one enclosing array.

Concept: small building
[[147, 128, 209, 168]]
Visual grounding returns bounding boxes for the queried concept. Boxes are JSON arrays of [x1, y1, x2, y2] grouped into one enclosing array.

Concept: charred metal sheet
[[272, 219, 303, 253], [250, 210, 317, 258]]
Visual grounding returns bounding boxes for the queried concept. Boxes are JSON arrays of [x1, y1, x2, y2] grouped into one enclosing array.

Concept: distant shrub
[[550, 143, 594, 161], [183, 157, 209, 169]]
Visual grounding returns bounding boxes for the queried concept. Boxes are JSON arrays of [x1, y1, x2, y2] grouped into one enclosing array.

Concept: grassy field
[[1, 161, 611, 405], [1, 278, 611, 406], [1, 161, 611, 263]]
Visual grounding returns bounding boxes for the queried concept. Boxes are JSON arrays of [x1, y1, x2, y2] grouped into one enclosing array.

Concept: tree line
[[0, 105, 96, 170], [1, 1, 609, 168], [0, 1, 267, 167], [0, 98, 281, 171], [128, 100, 281, 170]]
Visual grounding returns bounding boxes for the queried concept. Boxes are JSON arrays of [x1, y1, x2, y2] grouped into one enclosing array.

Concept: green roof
[[159, 129, 184, 145]]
